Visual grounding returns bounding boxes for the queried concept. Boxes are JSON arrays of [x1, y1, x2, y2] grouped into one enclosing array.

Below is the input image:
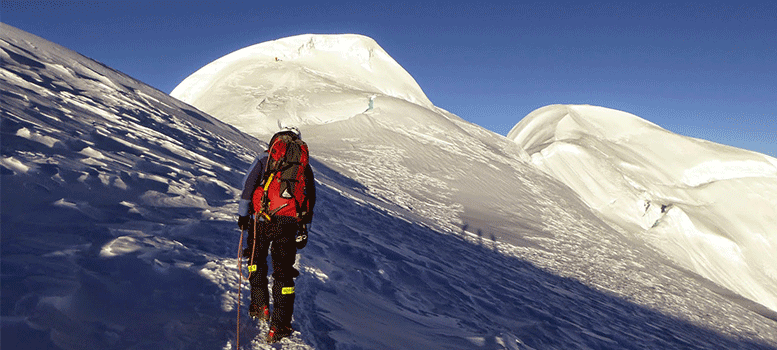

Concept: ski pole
[[236, 227, 245, 349]]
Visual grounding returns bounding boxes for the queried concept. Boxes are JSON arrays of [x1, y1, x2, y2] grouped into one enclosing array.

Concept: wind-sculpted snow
[[171, 34, 434, 137], [3, 24, 777, 349], [508, 104, 777, 313], [2, 23, 260, 349]]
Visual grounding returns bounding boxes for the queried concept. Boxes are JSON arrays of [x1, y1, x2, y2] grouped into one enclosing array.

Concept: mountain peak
[[171, 34, 433, 136]]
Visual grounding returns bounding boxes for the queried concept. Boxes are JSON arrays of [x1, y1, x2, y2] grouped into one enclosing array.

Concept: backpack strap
[[257, 172, 274, 222]]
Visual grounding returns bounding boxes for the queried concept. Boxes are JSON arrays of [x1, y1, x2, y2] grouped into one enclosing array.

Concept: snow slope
[[507, 104, 777, 313], [3, 24, 777, 350], [1, 23, 263, 350]]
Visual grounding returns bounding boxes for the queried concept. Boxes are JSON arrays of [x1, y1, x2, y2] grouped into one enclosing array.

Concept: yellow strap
[[263, 173, 275, 191], [282, 287, 295, 295], [257, 172, 276, 222], [248, 265, 257, 273]]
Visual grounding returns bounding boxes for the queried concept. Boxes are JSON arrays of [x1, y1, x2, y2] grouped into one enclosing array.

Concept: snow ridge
[[508, 104, 777, 313]]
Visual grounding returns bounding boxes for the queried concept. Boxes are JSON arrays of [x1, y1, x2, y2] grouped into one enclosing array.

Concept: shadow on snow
[[296, 162, 776, 350]]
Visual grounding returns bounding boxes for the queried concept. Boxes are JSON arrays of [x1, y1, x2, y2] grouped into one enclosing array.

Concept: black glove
[[295, 224, 308, 250], [238, 215, 252, 231]]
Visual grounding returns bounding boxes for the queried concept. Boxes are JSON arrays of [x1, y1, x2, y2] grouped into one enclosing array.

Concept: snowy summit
[[171, 34, 434, 137], [3, 24, 777, 349], [507, 104, 777, 313]]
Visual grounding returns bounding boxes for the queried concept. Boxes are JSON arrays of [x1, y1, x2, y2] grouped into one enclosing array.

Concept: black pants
[[246, 219, 299, 329]]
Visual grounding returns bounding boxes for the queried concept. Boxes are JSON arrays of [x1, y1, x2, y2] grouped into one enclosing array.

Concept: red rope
[[248, 218, 258, 278]]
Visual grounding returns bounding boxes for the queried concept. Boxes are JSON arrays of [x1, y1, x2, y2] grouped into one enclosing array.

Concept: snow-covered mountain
[[506, 104, 777, 313], [171, 34, 434, 137], [3, 24, 777, 349]]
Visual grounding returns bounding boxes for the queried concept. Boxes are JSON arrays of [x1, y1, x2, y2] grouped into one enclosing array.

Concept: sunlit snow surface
[[507, 105, 777, 313], [3, 24, 777, 349], [171, 34, 434, 136]]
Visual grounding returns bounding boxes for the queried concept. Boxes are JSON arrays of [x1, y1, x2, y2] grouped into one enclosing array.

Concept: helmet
[[279, 126, 301, 139], [267, 126, 302, 151]]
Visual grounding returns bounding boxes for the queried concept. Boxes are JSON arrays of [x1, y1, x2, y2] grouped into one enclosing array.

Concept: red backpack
[[252, 131, 310, 222]]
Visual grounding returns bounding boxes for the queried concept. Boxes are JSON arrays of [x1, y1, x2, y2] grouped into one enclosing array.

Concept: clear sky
[[3, 1, 775, 157]]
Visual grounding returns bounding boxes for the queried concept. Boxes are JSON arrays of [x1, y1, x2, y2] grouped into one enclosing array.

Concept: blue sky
[[3, 1, 775, 157]]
